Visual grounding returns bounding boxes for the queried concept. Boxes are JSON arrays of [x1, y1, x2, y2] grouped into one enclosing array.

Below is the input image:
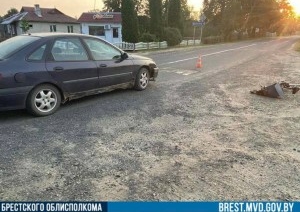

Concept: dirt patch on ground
[[85, 46, 300, 201]]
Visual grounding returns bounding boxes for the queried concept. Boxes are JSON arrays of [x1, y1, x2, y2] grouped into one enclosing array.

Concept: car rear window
[[0, 36, 41, 60]]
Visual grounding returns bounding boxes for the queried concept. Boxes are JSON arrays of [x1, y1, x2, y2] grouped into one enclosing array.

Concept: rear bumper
[[0, 86, 32, 111]]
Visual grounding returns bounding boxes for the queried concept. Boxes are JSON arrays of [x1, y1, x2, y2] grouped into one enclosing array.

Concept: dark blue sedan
[[0, 33, 158, 116]]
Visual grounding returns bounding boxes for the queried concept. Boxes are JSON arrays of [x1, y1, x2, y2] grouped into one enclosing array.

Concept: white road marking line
[[159, 44, 257, 66], [202, 44, 257, 57], [164, 69, 198, 76]]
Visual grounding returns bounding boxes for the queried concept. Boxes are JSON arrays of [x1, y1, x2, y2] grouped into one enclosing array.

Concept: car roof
[[19, 33, 125, 53], [22, 33, 100, 39]]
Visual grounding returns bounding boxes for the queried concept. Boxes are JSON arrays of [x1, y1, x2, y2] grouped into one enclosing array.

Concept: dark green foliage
[[149, 0, 163, 39], [103, 0, 147, 14], [202, 36, 223, 44], [3, 8, 18, 19], [20, 20, 30, 33], [103, 0, 121, 12], [139, 33, 157, 42], [121, 0, 139, 43], [138, 16, 150, 34], [202, 0, 298, 40], [167, 0, 183, 33], [162, 27, 182, 46]]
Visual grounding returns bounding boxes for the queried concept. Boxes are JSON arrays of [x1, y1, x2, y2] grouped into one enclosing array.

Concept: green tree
[[181, 0, 195, 37], [220, 0, 244, 40], [275, 0, 297, 35], [103, 0, 122, 12], [20, 20, 30, 33], [3, 8, 18, 19], [121, 0, 139, 42], [162, 0, 169, 27], [149, 0, 163, 39], [202, 0, 221, 39], [135, 0, 148, 15], [162, 27, 182, 46], [202, 0, 294, 40], [103, 0, 147, 14], [167, 0, 183, 33], [242, 0, 282, 37], [181, 0, 192, 21], [138, 15, 150, 34]]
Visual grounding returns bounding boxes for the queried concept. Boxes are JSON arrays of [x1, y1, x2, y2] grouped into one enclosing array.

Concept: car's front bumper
[[0, 86, 32, 111], [150, 67, 159, 81], [153, 67, 159, 78]]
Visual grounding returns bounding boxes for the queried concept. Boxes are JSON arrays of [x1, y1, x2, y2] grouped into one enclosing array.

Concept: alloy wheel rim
[[34, 89, 57, 113], [139, 72, 149, 88]]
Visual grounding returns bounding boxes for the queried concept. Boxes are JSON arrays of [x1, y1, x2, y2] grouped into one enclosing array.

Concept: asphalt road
[[1, 36, 300, 200], [149, 37, 296, 80]]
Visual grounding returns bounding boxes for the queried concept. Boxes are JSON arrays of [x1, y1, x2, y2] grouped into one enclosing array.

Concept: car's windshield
[[0, 36, 41, 60]]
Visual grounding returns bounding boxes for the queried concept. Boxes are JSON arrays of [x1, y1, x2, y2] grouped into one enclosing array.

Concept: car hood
[[128, 54, 152, 61]]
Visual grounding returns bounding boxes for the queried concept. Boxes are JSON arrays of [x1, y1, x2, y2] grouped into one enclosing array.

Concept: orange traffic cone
[[196, 55, 202, 69]]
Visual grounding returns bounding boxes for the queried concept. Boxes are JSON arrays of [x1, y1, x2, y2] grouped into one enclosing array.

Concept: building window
[[50, 25, 57, 32], [89, 26, 105, 36], [67, 26, 73, 33], [113, 28, 119, 38]]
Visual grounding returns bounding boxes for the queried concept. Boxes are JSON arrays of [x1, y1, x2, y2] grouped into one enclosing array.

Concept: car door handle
[[99, 64, 107, 68], [54, 67, 64, 71]]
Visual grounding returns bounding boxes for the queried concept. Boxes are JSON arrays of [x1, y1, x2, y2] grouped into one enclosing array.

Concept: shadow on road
[[0, 109, 33, 121], [0, 88, 140, 122]]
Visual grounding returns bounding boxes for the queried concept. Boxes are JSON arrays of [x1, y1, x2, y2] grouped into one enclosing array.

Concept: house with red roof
[[78, 12, 122, 44], [1, 4, 80, 37]]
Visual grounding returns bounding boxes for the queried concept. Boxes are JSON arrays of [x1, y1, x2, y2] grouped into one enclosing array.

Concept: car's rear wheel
[[134, 68, 150, 91], [26, 84, 61, 116]]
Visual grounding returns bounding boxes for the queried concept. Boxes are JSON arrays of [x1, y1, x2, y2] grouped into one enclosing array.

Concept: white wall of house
[[81, 23, 122, 44], [16, 22, 80, 35]]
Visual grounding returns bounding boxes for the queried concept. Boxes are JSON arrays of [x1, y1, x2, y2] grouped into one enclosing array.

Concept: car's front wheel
[[134, 68, 150, 91], [26, 84, 61, 116]]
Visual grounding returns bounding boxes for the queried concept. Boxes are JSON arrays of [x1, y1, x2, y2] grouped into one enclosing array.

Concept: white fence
[[114, 41, 168, 51], [180, 39, 201, 46], [266, 32, 277, 37], [114, 39, 201, 51]]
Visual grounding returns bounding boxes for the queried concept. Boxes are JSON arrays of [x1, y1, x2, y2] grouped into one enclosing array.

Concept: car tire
[[134, 68, 150, 91], [26, 84, 61, 116]]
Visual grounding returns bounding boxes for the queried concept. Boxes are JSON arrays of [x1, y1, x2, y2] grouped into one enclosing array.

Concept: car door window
[[28, 44, 46, 61], [51, 38, 88, 61], [83, 38, 121, 61]]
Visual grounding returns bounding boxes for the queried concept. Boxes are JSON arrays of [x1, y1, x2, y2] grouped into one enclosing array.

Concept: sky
[[0, 0, 203, 18]]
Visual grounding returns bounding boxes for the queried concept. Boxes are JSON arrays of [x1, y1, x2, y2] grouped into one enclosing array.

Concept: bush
[[162, 27, 182, 46], [139, 33, 157, 42]]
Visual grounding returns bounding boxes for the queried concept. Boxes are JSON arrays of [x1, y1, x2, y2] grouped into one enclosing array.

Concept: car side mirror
[[121, 52, 128, 60]]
